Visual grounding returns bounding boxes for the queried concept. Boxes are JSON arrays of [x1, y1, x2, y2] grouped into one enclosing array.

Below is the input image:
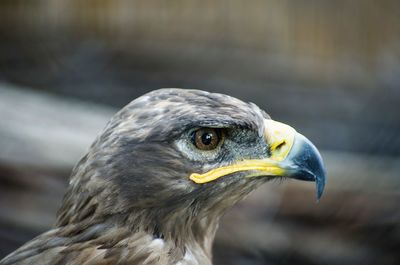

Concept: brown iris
[[192, 128, 223, 150]]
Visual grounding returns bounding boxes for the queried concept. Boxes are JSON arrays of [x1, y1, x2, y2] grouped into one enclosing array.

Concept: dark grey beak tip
[[287, 133, 327, 202], [316, 170, 326, 202], [310, 145, 326, 202]]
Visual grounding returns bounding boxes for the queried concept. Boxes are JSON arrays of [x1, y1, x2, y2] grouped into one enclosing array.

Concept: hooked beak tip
[[285, 133, 327, 201]]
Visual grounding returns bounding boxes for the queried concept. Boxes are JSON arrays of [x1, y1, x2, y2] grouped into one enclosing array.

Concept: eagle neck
[[122, 207, 221, 260]]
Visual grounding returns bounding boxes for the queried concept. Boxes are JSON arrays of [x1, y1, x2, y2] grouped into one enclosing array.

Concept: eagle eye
[[191, 128, 223, 151]]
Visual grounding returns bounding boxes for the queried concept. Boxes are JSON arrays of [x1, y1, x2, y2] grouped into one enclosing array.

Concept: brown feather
[[1, 89, 274, 265]]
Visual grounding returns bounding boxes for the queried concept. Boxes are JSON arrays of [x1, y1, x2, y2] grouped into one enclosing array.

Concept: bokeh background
[[0, 1, 399, 264]]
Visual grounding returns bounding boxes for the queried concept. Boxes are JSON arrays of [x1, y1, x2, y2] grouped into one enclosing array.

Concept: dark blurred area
[[0, 1, 399, 264]]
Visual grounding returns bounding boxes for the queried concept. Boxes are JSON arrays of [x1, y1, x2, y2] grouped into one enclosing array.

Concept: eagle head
[[57, 89, 325, 238], [1, 89, 326, 265]]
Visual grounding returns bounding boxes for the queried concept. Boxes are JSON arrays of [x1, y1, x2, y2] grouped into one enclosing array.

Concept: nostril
[[274, 140, 286, 151], [269, 138, 292, 161]]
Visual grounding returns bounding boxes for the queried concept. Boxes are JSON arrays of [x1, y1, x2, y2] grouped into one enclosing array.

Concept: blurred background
[[0, 1, 399, 264]]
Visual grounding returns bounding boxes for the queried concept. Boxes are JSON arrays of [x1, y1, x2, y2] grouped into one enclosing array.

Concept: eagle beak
[[189, 119, 326, 200], [264, 120, 326, 200]]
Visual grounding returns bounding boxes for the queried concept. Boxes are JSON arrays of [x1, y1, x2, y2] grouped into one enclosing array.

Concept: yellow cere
[[264, 119, 296, 162], [189, 119, 296, 184]]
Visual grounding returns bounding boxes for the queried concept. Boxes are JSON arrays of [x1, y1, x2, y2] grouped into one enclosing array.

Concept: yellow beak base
[[189, 159, 285, 184]]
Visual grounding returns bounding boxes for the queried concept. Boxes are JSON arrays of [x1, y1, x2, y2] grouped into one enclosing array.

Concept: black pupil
[[201, 132, 213, 145]]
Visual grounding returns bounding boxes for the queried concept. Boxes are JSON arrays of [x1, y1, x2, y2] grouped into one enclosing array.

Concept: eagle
[[0, 89, 326, 265]]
